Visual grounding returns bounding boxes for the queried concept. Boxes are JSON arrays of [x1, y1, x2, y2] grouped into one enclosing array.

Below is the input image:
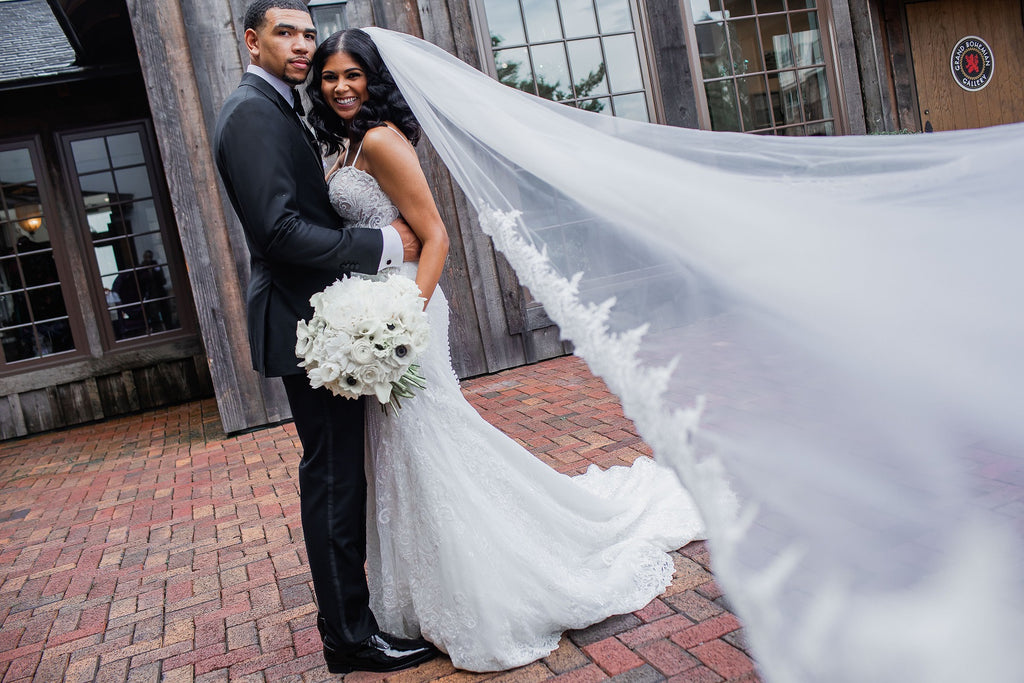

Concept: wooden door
[[905, 0, 1024, 131]]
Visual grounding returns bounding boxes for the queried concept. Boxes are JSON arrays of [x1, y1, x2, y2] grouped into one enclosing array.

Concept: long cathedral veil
[[364, 27, 1024, 682]]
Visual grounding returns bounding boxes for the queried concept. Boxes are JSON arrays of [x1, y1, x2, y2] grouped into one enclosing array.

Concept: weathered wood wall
[[846, 0, 900, 132], [125, 0, 293, 435], [1, 350, 212, 440]]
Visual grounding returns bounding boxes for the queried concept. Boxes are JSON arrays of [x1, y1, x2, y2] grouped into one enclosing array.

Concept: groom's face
[[245, 8, 316, 85]]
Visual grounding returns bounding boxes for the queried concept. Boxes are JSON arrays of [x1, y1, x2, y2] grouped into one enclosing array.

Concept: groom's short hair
[[243, 0, 310, 32]]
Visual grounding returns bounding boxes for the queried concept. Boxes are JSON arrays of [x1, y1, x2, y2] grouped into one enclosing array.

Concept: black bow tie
[[291, 89, 305, 116]]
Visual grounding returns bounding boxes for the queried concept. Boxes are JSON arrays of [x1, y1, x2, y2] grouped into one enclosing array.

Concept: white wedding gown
[[328, 143, 709, 671]]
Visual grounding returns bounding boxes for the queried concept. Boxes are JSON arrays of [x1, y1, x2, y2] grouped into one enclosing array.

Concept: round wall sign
[[950, 36, 994, 91]]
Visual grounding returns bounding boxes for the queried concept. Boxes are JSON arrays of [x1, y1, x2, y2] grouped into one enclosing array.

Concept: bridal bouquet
[[296, 274, 429, 407]]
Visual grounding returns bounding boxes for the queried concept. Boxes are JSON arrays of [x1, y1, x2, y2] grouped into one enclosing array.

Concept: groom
[[214, 0, 438, 673]]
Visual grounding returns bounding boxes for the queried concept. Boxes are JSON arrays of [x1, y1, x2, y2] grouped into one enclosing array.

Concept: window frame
[[0, 136, 91, 372], [680, 0, 847, 135], [57, 120, 195, 352]]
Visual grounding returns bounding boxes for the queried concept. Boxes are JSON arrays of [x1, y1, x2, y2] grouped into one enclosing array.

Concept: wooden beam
[[124, 0, 288, 432], [829, 0, 869, 134]]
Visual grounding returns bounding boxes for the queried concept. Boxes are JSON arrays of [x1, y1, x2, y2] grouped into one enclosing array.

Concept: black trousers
[[282, 375, 379, 646]]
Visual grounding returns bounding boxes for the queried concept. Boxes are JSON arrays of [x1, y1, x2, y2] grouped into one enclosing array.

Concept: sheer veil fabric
[[364, 27, 1024, 683]]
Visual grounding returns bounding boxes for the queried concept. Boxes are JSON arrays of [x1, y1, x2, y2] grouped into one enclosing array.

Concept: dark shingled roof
[[0, 0, 82, 84]]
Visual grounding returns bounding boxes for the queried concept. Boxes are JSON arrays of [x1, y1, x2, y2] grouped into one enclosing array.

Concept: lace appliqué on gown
[[328, 165, 707, 672]]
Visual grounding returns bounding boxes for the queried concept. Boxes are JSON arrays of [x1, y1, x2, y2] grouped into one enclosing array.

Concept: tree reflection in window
[[493, 35, 608, 112], [482, 0, 651, 121]]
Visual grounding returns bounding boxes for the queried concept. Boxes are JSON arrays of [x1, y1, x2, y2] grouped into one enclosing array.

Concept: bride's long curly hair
[[307, 29, 421, 158]]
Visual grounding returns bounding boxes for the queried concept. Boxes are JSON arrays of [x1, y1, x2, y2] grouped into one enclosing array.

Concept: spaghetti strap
[[349, 139, 364, 167], [382, 124, 412, 145]]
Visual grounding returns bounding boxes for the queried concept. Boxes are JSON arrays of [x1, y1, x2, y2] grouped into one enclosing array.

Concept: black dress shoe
[[323, 631, 439, 674]]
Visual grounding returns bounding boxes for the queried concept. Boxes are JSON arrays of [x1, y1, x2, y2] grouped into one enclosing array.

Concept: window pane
[[94, 244, 119, 288], [791, 0, 815, 8], [595, 0, 633, 32], [70, 138, 108, 174], [612, 92, 649, 121], [729, 18, 761, 73], [495, 47, 535, 93], [799, 66, 831, 120], [79, 171, 116, 196], [86, 206, 114, 235], [485, 0, 526, 46], [780, 124, 807, 136], [139, 251, 176, 333], [696, 21, 732, 79], [691, 1, 726, 22], [531, 43, 572, 100], [790, 11, 823, 66], [756, 0, 786, 13], [806, 120, 834, 136], [760, 13, 793, 70], [0, 148, 34, 185], [561, 0, 599, 38], [0, 255, 23, 290], [603, 33, 642, 91], [774, 70, 803, 123], [90, 203, 128, 239], [737, 74, 772, 130], [523, 0, 562, 42], [114, 166, 153, 200], [110, 268, 145, 339], [123, 200, 161, 235], [17, 244, 58, 288], [29, 284, 67, 321], [577, 96, 610, 114], [705, 80, 742, 131], [568, 38, 609, 97], [107, 244, 178, 339], [723, 0, 754, 18], [106, 133, 145, 168]]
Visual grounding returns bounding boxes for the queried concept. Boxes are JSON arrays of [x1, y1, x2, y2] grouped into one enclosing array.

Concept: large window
[[0, 141, 76, 364], [62, 125, 183, 342], [688, 0, 839, 135], [0, 123, 189, 374], [478, 0, 655, 121]]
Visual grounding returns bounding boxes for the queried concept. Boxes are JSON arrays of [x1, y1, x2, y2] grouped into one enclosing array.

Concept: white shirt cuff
[[379, 225, 403, 272]]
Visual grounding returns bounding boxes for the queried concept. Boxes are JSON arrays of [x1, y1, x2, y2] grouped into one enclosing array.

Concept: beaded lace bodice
[[328, 165, 401, 231]]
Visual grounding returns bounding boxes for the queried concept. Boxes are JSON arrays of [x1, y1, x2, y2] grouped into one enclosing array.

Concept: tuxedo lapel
[[241, 73, 321, 164]]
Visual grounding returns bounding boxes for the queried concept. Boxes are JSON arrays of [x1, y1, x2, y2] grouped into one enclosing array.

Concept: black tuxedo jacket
[[214, 72, 384, 377]]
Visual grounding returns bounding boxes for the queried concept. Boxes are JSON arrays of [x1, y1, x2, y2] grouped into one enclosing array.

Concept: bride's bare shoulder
[[363, 123, 412, 149], [361, 124, 417, 169]]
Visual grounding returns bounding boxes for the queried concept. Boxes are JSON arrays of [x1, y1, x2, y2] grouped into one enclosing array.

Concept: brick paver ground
[[0, 355, 762, 683]]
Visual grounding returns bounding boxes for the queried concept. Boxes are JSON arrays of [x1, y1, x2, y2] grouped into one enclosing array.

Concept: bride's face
[[320, 51, 369, 122]]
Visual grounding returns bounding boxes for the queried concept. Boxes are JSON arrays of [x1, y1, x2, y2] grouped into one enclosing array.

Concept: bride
[[305, 28, 710, 671]]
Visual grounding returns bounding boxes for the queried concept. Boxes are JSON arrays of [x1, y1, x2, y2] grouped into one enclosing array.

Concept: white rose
[[350, 339, 377, 366]]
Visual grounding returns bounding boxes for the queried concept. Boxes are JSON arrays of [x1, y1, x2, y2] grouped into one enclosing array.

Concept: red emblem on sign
[[950, 36, 994, 92]]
